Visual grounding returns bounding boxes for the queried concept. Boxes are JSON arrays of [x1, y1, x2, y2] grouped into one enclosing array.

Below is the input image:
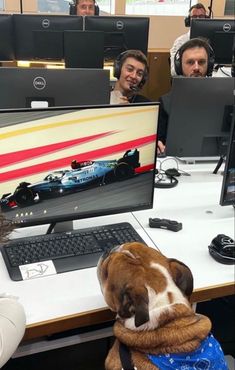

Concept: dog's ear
[[168, 258, 194, 298], [118, 285, 149, 327]]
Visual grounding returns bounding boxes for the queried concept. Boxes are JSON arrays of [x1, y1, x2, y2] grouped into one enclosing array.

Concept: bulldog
[[97, 242, 228, 370]]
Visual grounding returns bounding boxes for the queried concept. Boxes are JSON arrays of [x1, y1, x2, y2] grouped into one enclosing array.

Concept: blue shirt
[[148, 334, 228, 369]]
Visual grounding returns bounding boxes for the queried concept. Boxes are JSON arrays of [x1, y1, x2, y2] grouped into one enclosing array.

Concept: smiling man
[[111, 49, 150, 104]]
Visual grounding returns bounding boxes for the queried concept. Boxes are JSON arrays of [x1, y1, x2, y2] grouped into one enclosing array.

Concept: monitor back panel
[[13, 14, 83, 60], [166, 77, 235, 158], [64, 31, 104, 69], [0, 14, 15, 60], [0, 68, 110, 109]]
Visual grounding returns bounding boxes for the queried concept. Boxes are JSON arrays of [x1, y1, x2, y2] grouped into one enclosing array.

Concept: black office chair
[[69, 1, 100, 15]]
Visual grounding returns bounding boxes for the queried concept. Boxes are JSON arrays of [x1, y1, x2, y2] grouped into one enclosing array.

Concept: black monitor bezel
[[220, 119, 235, 206], [0, 102, 159, 229]]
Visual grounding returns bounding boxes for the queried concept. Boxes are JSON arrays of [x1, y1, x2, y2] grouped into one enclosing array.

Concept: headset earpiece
[[184, 16, 191, 28], [206, 43, 215, 76], [114, 50, 148, 89], [154, 174, 178, 189]]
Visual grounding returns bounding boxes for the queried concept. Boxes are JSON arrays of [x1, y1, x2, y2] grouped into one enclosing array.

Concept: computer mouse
[[208, 234, 235, 264]]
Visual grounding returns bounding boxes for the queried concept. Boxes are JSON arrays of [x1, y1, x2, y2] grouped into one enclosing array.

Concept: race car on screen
[[0, 149, 140, 210]]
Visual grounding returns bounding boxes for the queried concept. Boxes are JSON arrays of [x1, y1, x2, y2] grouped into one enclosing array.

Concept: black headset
[[154, 168, 179, 189], [69, 0, 99, 16], [174, 38, 215, 77], [113, 50, 149, 89]]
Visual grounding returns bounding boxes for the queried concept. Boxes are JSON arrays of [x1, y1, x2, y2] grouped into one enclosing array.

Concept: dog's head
[[97, 242, 193, 330]]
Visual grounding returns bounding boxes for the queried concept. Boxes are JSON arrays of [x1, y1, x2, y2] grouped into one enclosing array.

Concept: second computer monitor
[[85, 16, 149, 61], [13, 14, 83, 60], [190, 18, 235, 65], [0, 68, 110, 109], [64, 31, 104, 69], [166, 77, 234, 159]]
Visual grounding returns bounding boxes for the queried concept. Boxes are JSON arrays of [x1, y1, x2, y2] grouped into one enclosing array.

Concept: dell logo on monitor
[[33, 77, 46, 90], [116, 20, 124, 30], [42, 19, 50, 28], [223, 23, 232, 32]]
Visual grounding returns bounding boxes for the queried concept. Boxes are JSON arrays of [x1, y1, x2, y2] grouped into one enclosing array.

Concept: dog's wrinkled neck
[[114, 310, 211, 355]]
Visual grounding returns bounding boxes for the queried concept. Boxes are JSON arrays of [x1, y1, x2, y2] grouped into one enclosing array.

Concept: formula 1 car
[[0, 149, 140, 210]]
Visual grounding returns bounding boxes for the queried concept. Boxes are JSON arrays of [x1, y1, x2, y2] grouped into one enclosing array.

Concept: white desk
[[0, 162, 234, 341], [134, 161, 234, 301]]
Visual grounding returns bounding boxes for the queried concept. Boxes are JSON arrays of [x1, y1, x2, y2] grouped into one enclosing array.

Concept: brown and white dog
[[97, 242, 228, 370]]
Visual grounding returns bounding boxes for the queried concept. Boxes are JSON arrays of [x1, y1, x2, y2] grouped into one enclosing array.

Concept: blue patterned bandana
[[148, 334, 228, 369]]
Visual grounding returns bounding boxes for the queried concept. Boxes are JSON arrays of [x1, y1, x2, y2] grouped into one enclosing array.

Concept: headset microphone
[[130, 84, 139, 93]]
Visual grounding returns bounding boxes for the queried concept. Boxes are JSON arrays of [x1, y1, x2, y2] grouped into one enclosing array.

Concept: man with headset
[[158, 37, 215, 154], [110, 49, 150, 104], [170, 3, 208, 76], [73, 0, 98, 16]]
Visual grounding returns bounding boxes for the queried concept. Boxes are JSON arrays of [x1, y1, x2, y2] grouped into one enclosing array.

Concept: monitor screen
[[166, 77, 234, 159], [13, 14, 83, 60], [190, 18, 235, 65], [220, 119, 235, 206], [0, 103, 159, 228], [0, 67, 110, 109], [85, 16, 149, 61], [0, 14, 15, 61], [64, 30, 104, 69]]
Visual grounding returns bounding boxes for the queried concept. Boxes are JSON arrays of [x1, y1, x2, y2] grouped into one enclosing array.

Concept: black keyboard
[[1, 222, 145, 281]]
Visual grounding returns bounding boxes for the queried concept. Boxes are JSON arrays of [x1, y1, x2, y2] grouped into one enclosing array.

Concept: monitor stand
[[213, 155, 226, 174], [46, 220, 74, 234]]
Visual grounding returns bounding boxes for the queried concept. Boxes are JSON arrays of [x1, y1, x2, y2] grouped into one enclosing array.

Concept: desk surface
[[0, 161, 234, 340]]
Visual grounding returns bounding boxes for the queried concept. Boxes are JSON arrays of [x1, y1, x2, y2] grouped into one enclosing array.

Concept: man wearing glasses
[[170, 3, 209, 76]]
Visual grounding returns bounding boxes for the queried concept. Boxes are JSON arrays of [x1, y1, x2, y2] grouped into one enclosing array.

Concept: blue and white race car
[[0, 149, 140, 210]]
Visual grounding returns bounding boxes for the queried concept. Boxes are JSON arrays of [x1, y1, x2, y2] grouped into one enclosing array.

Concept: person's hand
[[157, 140, 166, 155], [119, 95, 130, 104]]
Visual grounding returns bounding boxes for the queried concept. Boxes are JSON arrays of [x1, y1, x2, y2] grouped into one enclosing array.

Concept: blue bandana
[[148, 334, 228, 369]]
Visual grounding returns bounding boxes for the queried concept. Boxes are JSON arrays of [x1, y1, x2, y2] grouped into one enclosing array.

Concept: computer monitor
[[220, 120, 235, 206], [13, 14, 83, 60], [85, 16, 149, 61], [190, 18, 235, 65], [0, 14, 15, 61], [166, 77, 234, 159], [0, 67, 110, 109], [64, 31, 104, 69], [0, 103, 159, 230]]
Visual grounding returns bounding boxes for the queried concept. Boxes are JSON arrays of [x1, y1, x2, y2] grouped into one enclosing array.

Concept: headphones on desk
[[69, 0, 100, 16], [114, 50, 149, 89], [174, 37, 215, 77], [154, 168, 179, 189]]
